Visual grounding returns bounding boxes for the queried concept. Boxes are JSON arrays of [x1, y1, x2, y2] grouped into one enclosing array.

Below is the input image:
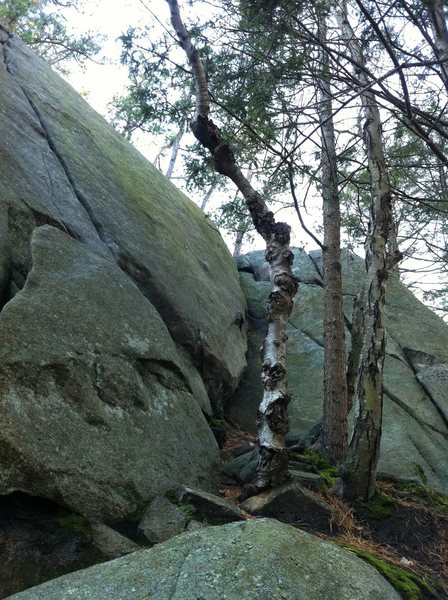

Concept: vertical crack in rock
[[21, 91, 113, 252], [0, 28, 16, 310], [395, 340, 448, 431], [0, 28, 11, 66], [308, 252, 324, 281], [384, 386, 448, 439], [1, 32, 114, 260]]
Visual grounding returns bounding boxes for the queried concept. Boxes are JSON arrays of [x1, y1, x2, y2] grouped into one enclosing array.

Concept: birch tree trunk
[[233, 218, 249, 257], [167, 0, 298, 489], [337, 0, 394, 501], [165, 127, 184, 179], [200, 179, 218, 211], [317, 17, 349, 465]]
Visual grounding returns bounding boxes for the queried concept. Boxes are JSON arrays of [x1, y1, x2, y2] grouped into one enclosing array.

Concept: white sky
[[61, 0, 313, 253], [63, 1, 148, 115]]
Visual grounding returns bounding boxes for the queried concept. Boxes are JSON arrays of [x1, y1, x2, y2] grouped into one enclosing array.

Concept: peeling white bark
[[167, 0, 298, 489]]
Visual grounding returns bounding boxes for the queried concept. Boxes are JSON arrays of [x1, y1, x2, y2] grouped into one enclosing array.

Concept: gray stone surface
[[241, 480, 332, 517], [417, 364, 448, 423], [8, 519, 401, 600], [289, 470, 324, 491], [0, 227, 219, 520], [138, 496, 187, 544], [0, 34, 247, 415], [228, 249, 448, 493], [222, 452, 324, 491], [0, 32, 248, 519], [90, 523, 141, 559], [222, 449, 260, 484], [176, 485, 245, 524]]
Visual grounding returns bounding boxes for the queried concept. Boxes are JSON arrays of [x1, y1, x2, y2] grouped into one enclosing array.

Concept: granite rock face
[[0, 226, 219, 520], [0, 28, 247, 519], [137, 496, 187, 544], [229, 249, 448, 493], [8, 519, 401, 600]]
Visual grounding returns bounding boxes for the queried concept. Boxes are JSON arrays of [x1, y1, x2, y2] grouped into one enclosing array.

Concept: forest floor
[[219, 431, 448, 600]]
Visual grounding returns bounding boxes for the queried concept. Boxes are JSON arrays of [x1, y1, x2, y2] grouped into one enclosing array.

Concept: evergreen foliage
[[0, 0, 100, 70]]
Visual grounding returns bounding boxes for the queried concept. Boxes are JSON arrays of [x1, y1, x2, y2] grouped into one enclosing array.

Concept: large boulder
[[8, 519, 401, 600], [0, 226, 219, 520], [0, 28, 247, 519], [228, 249, 448, 493]]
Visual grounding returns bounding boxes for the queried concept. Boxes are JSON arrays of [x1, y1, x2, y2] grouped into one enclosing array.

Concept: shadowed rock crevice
[[0, 491, 108, 599], [0, 211, 11, 313], [116, 250, 237, 414], [1, 29, 11, 69], [402, 347, 440, 371], [4, 202, 81, 304], [417, 364, 448, 426]]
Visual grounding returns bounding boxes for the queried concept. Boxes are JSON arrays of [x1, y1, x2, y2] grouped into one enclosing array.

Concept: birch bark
[[167, 0, 298, 489], [165, 127, 183, 180]]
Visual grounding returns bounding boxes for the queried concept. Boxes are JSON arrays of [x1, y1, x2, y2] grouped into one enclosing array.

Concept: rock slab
[[0, 28, 248, 520], [138, 496, 187, 544], [229, 249, 448, 493], [7, 519, 401, 600], [0, 226, 219, 520], [176, 485, 245, 524], [241, 480, 332, 518]]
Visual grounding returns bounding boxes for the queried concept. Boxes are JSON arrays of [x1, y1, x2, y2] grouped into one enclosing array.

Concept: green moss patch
[[338, 543, 437, 600], [177, 502, 198, 521], [299, 449, 339, 488], [358, 492, 394, 520], [396, 481, 448, 513], [163, 491, 198, 524]]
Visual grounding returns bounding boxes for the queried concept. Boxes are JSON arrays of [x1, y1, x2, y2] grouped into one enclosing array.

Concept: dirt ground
[[221, 433, 448, 600]]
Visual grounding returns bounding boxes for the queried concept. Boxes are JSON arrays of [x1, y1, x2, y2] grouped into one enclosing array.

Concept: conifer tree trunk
[[337, 1, 394, 501], [167, 0, 298, 489], [317, 16, 348, 465], [426, 0, 448, 92]]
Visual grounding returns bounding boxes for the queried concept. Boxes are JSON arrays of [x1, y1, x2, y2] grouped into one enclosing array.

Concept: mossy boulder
[[0, 29, 247, 416], [0, 226, 219, 519], [8, 519, 401, 600], [229, 249, 448, 493], [0, 29, 247, 519]]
